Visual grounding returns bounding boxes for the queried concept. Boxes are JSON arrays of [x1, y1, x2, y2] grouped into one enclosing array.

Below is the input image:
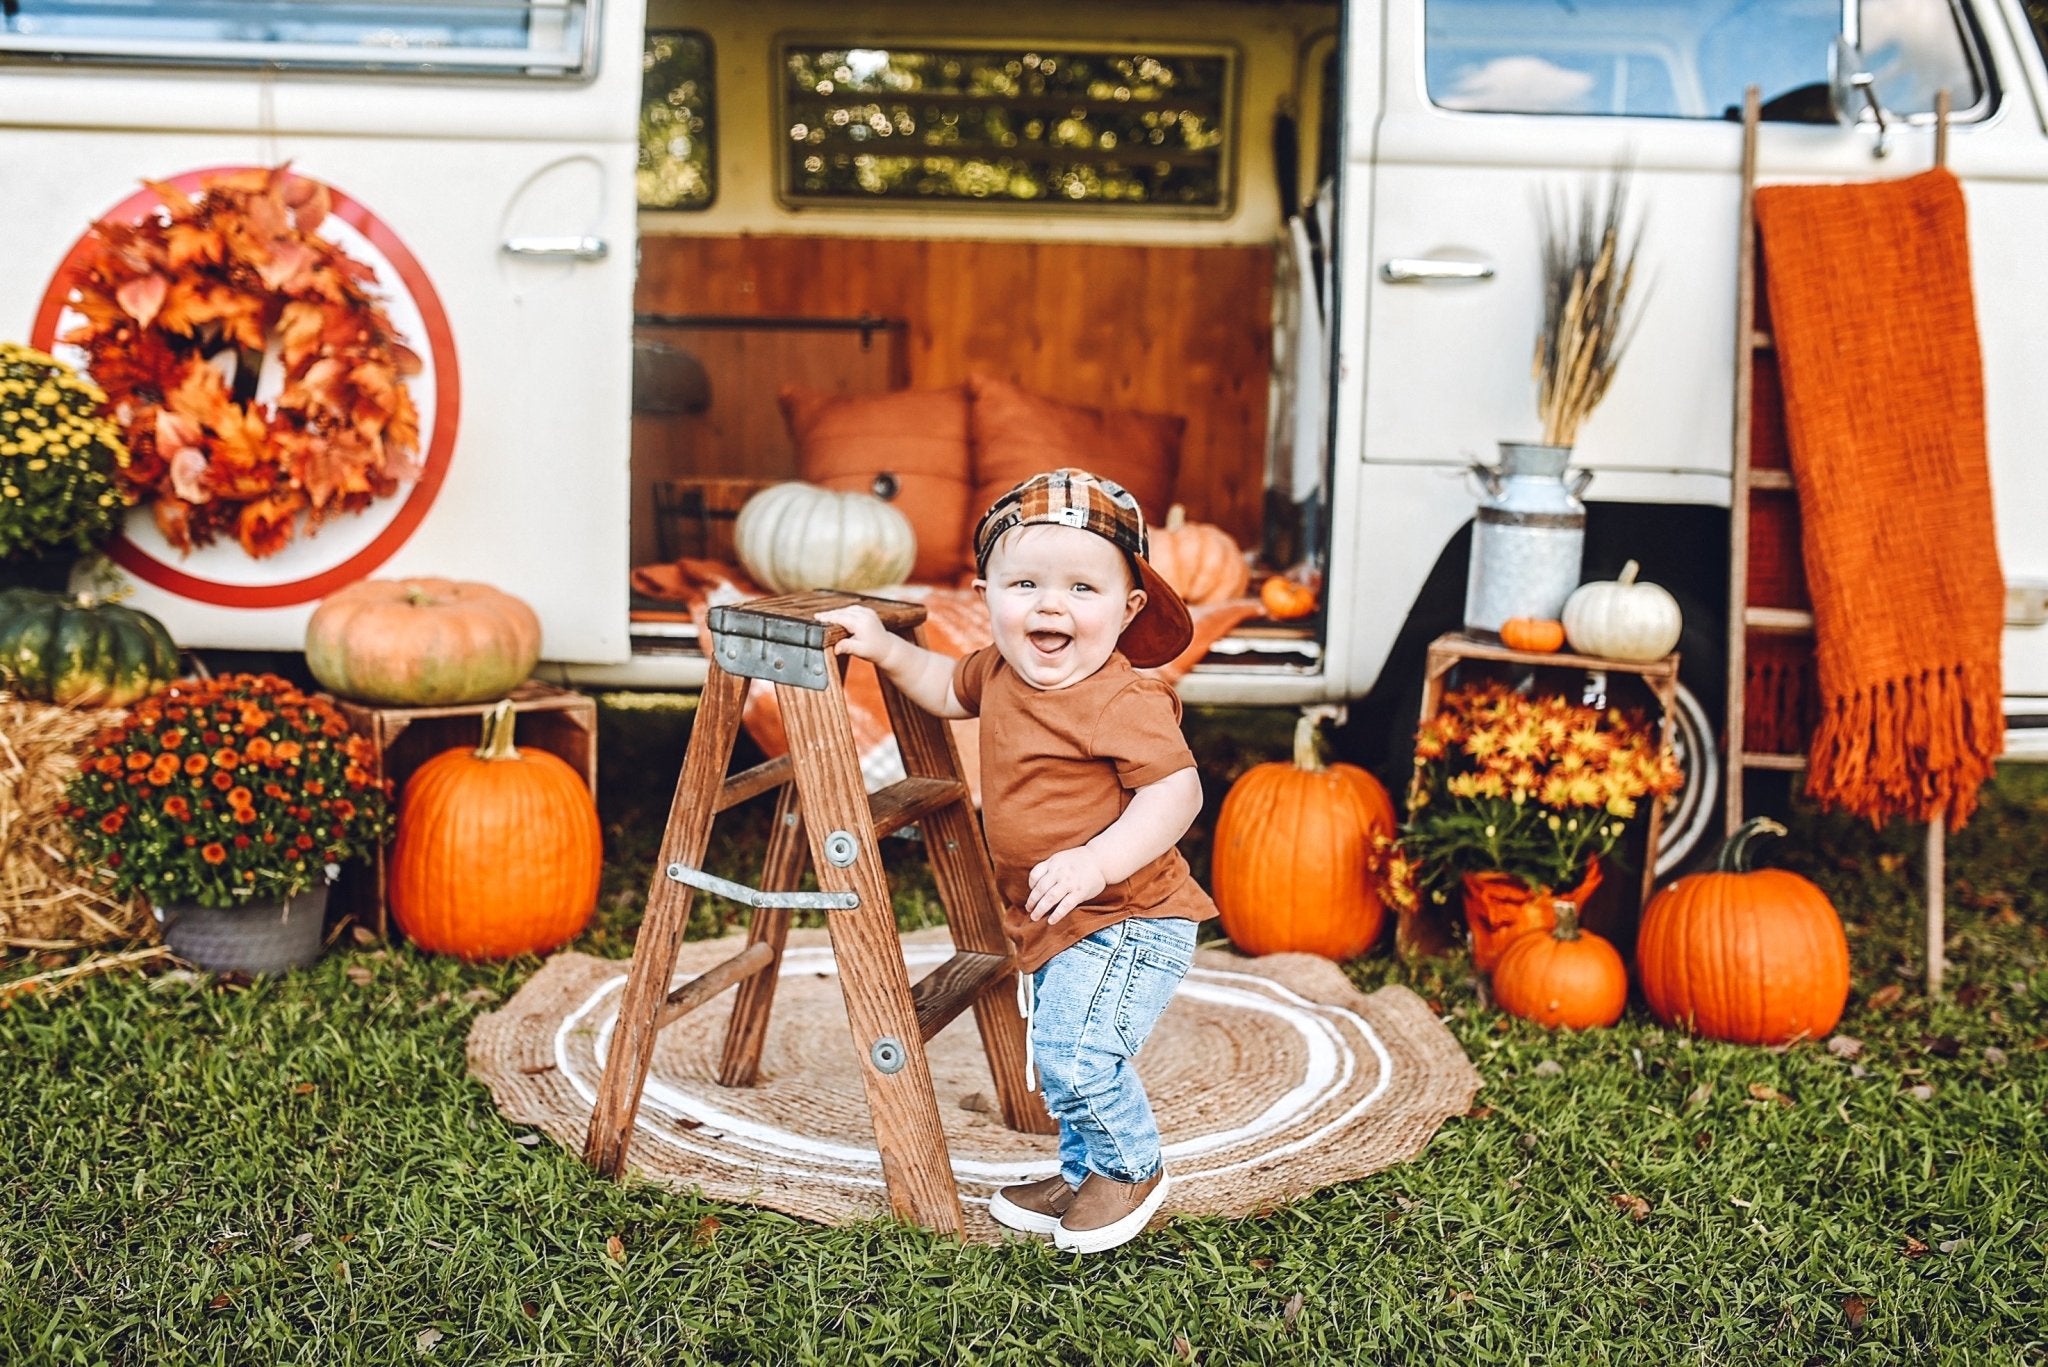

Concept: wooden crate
[[332, 680, 598, 939], [651, 475, 774, 564]]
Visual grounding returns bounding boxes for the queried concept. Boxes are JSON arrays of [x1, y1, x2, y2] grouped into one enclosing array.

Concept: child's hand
[[816, 605, 895, 664], [1026, 847, 1108, 924]]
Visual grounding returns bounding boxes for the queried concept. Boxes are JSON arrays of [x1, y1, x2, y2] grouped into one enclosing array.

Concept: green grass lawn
[[2, 700, 2043, 1365]]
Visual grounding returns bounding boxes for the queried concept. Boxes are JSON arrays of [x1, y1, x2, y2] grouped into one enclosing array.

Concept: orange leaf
[[115, 274, 168, 328]]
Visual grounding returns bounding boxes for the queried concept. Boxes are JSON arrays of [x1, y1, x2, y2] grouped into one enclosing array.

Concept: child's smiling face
[[977, 524, 1146, 690]]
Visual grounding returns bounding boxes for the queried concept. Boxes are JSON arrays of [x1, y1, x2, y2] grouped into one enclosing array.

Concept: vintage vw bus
[[3, 0, 2045, 872]]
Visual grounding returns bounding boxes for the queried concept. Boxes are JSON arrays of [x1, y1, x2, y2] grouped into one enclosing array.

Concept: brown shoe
[[988, 1174, 1077, 1236], [1053, 1168, 1170, 1253]]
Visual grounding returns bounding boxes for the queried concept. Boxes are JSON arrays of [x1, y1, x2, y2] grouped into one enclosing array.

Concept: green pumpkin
[[0, 588, 180, 707]]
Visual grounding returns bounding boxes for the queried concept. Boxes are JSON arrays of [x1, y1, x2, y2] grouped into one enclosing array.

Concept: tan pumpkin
[[306, 578, 540, 706], [735, 481, 916, 594], [1491, 901, 1628, 1029], [1212, 710, 1397, 959], [389, 701, 602, 959], [1636, 818, 1850, 1045], [1147, 505, 1250, 604]]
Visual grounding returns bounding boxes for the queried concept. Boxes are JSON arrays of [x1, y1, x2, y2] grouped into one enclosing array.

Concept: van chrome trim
[[1379, 258, 1494, 284], [501, 236, 609, 260]]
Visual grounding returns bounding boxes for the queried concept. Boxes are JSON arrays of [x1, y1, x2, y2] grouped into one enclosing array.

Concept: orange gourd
[[389, 700, 602, 959], [1259, 574, 1319, 620], [1636, 818, 1850, 1045], [1148, 505, 1250, 604], [306, 578, 541, 706], [1212, 710, 1396, 959], [1491, 901, 1627, 1029], [1500, 617, 1566, 653]]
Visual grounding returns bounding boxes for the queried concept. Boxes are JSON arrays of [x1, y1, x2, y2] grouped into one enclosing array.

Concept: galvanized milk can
[[1463, 441, 1591, 637]]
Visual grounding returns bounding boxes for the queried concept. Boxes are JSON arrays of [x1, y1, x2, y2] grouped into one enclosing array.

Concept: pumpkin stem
[[1716, 816, 1788, 873], [1550, 899, 1584, 940], [1291, 704, 1343, 771], [405, 583, 439, 608], [1617, 559, 1640, 587], [474, 699, 522, 761], [1165, 504, 1187, 532]]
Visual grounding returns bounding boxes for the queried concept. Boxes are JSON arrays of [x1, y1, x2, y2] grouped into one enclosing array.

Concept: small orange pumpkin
[[306, 578, 541, 706], [389, 700, 603, 959], [1147, 505, 1250, 605], [1212, 710, 1396, 959], [1636, 818, 1850, 1045], [1259, 574, 1319, 620], [1491, 900, 1627, 1029], [1499, 617, 1566, 653]]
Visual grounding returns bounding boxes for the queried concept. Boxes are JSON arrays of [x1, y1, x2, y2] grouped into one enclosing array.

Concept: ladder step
[[1740, 751, 1809, 771], [1743, 606, 1815, 632], [868, 776, 969, 836], [909, 951, 1012, 1042], [656, 941, 778, 1030], [1746, 467, 1794, 490], [1752, 328, 1774, 351], [717, 755, 793, 813]]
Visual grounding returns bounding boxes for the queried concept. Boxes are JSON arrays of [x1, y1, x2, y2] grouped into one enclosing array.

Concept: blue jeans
[[1030, 916, 1198, 1186]]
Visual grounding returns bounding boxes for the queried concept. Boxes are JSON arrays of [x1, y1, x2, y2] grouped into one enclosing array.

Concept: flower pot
[[0, 549, 78, 592], [155, 883, 330, 973], [1460, 857, 1603, 972]]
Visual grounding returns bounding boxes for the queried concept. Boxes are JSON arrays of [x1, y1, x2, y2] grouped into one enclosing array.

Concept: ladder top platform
[[706, 592, 926, 688]]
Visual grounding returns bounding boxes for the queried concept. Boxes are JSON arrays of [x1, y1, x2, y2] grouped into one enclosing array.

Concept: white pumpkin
[[734, 482, 917, 594], [1562, 560, 1683, 662]]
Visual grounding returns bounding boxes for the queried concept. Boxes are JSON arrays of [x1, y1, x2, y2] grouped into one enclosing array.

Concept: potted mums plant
[[0, 341, 132, 588], [61, 673, 391, 972], [1373, 681, 1680, 970]]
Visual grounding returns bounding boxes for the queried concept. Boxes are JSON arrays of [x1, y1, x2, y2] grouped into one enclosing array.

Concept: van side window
[[641, 30, 716, 210], [1425, 0, 1981, 120], [777, 43, 1233, 211], [0, 0, 594, 78]]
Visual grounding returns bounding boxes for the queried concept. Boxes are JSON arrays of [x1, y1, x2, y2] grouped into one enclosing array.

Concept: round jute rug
[[468, 928, 1482, 1242]]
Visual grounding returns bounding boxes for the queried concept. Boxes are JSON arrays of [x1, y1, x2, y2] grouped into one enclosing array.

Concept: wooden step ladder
[[1726, 85, 1954, 994], [582, 591, 1056, 1233]]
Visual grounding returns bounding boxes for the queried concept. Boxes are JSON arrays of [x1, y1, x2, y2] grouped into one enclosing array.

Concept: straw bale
[[0, 693, 153, 950]]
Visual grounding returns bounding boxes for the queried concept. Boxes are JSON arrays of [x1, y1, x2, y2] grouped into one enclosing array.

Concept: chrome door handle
[[1379, 258, 1495, 284], [500, 236, 609, 261]]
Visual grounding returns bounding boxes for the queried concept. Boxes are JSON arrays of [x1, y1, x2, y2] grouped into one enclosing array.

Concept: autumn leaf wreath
[[63, 166, 423, 559]]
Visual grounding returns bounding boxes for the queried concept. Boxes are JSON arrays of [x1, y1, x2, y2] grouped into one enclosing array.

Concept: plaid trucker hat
[[970, 467, 1194, 669]]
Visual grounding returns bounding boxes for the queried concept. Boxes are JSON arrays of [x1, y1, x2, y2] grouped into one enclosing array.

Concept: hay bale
[[0, 694, 153, 950]]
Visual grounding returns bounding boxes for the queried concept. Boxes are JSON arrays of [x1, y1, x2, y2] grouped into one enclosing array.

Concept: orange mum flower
[[201, 842, 228, 864]]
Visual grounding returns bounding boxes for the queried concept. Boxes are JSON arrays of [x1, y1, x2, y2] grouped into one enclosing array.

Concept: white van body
[[3, 0, 2044, 800]]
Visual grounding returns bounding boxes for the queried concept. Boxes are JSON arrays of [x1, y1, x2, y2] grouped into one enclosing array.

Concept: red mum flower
[[201, 842, 227, 864], [99, 812, 124, 834]]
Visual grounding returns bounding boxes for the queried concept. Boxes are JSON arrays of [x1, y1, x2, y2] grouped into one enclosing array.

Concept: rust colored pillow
[[966, 376, 1182, 553], [780, 384, 974, 582]]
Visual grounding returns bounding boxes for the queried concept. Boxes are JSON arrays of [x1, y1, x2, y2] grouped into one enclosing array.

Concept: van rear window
[[640, 29, 715, 210], [777, 41, 1234, 212], [0, 0, 595, 78]]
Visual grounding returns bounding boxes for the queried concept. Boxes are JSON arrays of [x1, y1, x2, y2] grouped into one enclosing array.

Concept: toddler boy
[[820, 467, 1217, 1254]]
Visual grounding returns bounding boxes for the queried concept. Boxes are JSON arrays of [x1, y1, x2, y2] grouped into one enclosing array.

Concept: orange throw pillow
[[966, 376, 1182, 554], [780, 384, 974, 582]]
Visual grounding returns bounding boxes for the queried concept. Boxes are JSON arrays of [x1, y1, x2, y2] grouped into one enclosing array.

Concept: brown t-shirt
[[951, 645, 1218, 973]]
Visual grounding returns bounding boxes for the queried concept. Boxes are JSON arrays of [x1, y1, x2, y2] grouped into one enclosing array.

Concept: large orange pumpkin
[[1147, 505, 1250, 605], [305, 578, 541, 706], [1636, 817, 1850, 1045], [1491, 901, 1627, 1029], [389, 701, 602, 959], [1212, 710, 1396, 959]]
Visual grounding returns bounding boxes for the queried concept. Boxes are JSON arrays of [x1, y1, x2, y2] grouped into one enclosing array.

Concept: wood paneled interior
[[631, 322, 906, 567], [635, 234, 1275, 555]]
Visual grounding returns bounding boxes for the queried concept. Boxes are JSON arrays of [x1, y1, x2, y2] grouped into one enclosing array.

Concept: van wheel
[[1655, 679, 1720, 878]]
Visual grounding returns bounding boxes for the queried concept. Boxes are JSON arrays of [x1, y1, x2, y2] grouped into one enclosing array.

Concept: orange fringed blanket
[[1755, 169, 2004, 828]]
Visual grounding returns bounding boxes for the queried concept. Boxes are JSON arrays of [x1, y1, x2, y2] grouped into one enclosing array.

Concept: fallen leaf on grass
[[1684, 1082, 1714, 1110], [1747, 1083, 1793, 1107], [1464, 1105, 1495, 1120], [1940, 1237, 1968, 1254], [1905, 1084, 1935, 1102], [1877, 852, 1906, 874], [521, 1300, 540, 1320], [1533, 1059, 1563, 1076], [416, 1328, 443, 1352], [344, 965, 375, 986], [1868, 984, 1905, 1010], [292, 1082, 316, 1096], [1826, 1035, 1864, 1060], [1901, 1236, 1930, 1259], [461, 987, 499, 1004], [1693, 1130, 1714, 1152], [1611, 1193, 1652, 1222], [286, 1232, 315, 1254], [1173, 1334, 1196, 1362], [208, 1292, 233, 1310], [606, 1235, 625, 1262], [350, 926, 379, 947], [1983, 1046, 2008, 1068], [1283, 1292, 1304, 1330], [513, 1133, 542, 1147], [1920, 1035, 1962, 1060], [1842, 1296, 1869, 1329], [334, 1260, 351, 1283], [692, 1217, 721, 1246]]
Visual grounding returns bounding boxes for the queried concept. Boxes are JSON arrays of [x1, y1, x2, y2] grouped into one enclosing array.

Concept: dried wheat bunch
[[1534, 166, 1646, 448]]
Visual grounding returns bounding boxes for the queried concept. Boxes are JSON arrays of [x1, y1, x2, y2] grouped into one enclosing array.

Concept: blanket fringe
[[1805, 661, 2005, 829]]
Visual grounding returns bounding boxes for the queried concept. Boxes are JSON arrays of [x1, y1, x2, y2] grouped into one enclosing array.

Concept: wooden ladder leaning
[[582, 591, 1056, 1233], [1726, 85, 1954, 994]]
